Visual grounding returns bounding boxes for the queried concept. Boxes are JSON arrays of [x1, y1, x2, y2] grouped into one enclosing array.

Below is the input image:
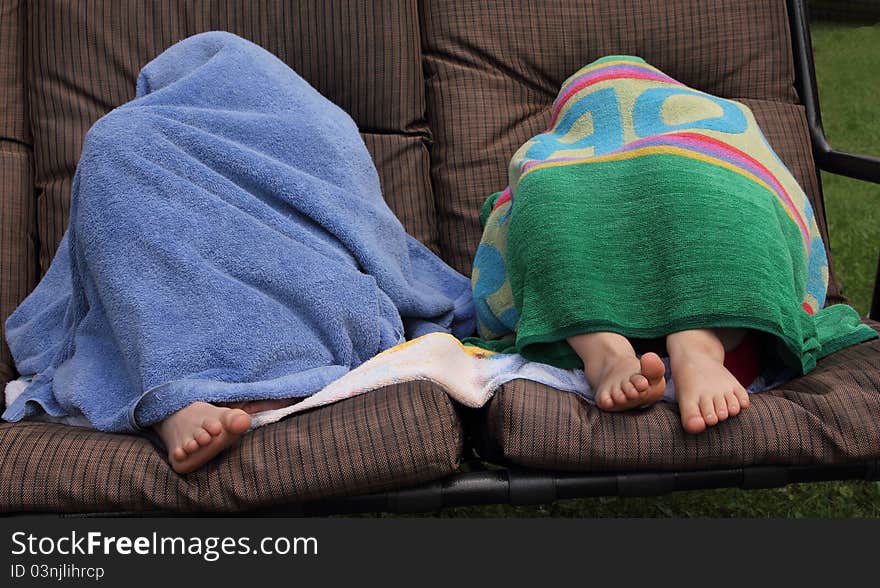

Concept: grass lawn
[[816, 23, 880, 315], [426, 21, 880, 518]]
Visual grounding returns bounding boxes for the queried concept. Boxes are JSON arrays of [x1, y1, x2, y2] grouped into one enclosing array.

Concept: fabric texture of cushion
[[0, 0, 37, 398]]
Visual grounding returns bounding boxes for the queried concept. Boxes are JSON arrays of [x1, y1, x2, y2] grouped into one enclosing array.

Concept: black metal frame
[[16, 0, 880, 518]]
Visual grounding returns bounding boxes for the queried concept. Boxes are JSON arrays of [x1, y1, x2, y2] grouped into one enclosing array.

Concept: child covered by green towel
[[468, 56, 877, 433]]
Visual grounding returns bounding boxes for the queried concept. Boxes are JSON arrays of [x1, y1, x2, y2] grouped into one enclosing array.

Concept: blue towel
[[3, 32, 476, 432]]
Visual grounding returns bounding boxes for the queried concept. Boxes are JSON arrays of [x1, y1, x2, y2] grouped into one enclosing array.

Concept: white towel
[[5, 332, 775, 431]]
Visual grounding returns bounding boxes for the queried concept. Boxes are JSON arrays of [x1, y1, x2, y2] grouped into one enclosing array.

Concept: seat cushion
[[0, 381, 461, 513], [480, 322, 880, 471], [421, 0, 845, 305]]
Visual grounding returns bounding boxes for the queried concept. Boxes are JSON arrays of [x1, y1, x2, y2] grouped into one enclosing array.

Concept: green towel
[[466, 56, 876, 373]]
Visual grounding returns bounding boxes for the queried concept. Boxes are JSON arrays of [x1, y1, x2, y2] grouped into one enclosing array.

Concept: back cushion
[[27, 0, 437, 278], [0, 0, 37, 387], [422, 0, 844, 304]]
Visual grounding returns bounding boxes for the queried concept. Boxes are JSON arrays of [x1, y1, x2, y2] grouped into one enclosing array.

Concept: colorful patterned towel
[[467, 56, 876, 373]]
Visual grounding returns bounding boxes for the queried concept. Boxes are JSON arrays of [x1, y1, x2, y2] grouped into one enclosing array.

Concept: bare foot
[[667, 329, 751, 434], [568, 332, 666, 411], [153, 401, 252, 474]]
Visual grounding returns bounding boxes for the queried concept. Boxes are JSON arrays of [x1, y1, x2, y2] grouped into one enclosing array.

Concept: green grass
[[420, 22, 880, 518], [815, 23, 880, 314]]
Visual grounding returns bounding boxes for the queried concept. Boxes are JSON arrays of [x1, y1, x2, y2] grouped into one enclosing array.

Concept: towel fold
[[3, 31, 475, 432], [4, 333, 782, 432]]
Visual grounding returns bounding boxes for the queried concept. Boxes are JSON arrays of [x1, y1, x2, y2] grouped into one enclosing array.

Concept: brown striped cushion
[[0, 382, 461, 513], [420, 0, 844, 304], [481, 323, 880, 471], [0, 148, 34, 395], [0, 0, 37, 396]]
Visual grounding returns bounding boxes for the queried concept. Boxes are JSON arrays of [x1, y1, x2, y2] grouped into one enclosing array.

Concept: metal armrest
[[790, 0, 880, 184], [813, 147, 880, 184]]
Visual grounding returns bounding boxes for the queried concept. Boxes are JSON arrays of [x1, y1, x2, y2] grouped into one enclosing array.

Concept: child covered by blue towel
[[3, 33, 475, 473]]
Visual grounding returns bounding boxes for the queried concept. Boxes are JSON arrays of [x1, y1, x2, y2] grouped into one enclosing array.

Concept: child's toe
[[679, 400, 706, 434], [724, 390, 741, 416], [699, 396, 718, 426], [223, 409, 251, 434], [202, 418, 223, 436], [734, 387, 750, 408], [195, 429, 213, 446], [622, 381, 639, 399], [639, 352, 665, 380], [713, 395, 728, 420], [630, 373, 649, 391]]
